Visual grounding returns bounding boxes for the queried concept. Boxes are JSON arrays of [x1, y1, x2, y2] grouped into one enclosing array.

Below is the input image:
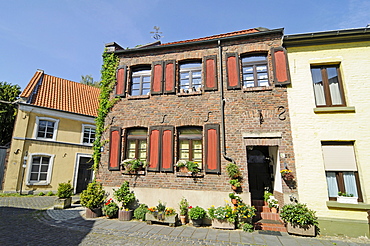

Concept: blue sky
[[1, 0, 369, 90]]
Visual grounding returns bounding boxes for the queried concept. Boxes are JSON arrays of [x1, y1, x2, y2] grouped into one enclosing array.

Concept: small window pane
[[39, 173, 47, 181], [30, 173, 38, 181], [40, 165, 49, 172], [31, 165, 39, 172]]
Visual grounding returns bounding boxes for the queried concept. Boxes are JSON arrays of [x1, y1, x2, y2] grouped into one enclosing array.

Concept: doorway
[[75, 155, 94, 194], [247, 146, 273, 200]]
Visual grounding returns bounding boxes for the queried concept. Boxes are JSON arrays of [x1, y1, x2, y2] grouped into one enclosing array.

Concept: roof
[[20, 70, 100, 117]]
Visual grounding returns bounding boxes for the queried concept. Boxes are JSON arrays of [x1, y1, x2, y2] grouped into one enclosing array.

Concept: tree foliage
[[80, 75, 100, 88], [0, 82, 21, 146]]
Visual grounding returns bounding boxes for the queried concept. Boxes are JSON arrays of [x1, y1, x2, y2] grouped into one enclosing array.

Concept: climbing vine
[[93, 51, 119, 171]]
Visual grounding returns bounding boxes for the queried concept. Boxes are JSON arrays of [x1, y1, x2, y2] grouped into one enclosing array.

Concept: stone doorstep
[[254, 219, 287, 232]]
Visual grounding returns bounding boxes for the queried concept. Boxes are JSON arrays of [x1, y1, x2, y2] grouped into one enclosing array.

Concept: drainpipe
[[218, 40, 236, 164]]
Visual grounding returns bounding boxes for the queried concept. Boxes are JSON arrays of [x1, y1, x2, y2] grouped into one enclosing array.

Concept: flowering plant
[[148, 206, 157, 214], [280, 169, 294, 180], [236, 202, 256, 220], [280, 169, 292, 175], [165, 207, 176, 216], [102, 198, 119, 218], [208, 204, 237, 223], [179, 197, 189, 216], [121, 158, 147, 173], [176, 160, 200, 174], [267, 196, 279, 209]]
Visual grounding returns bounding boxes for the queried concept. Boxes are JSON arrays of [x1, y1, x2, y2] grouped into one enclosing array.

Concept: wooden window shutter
[[151, 61, 163, 95], [271, 47, 291, 86], [204, 55, 218, 91], [161, 126, 174, 172], [226, 53, 241, 89], [148, 126, 161, 171], [115, 65, 127, 97], [204, 124, 221, 173], [108, 127, 122, 171], [164, 60, 176, 94]]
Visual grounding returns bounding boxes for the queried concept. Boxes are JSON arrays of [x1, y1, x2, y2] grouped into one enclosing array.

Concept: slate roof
[[21, 70, 100, 117]]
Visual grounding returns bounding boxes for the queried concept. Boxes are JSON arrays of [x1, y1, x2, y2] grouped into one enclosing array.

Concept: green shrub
[[242, 222, 254, 232], [102, 199, 119, 218], [80, 181, 106, 209], [134, 204, 149, 220], [188, 206, 206, 220], [113, 181, 136, 209], [46, 191, 54, 196], [38, 192, 45, 196], [280, 203, 319, 228], [226, 163, 241, 178], [179, 197, 189, 216], [56, 181, 73, 198]]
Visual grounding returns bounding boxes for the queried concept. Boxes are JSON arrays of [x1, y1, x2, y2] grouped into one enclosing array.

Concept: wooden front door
[[76, 156, 93, 194]]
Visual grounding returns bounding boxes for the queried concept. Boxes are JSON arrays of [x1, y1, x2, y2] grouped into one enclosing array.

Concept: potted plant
[[280, 203, 319, 237], [121, 158, 147, 174], [176, 160, 200, 174], [228, 193, 241, 205], [267, 196, 279, 213], [236, 202, 256, 229], [208, 204, 237, 229], [263, 190, 273, 206], [80, 181, 106, 218], [188, 206, 206, 227], [178, 197, 189, 225], [113, 181, 136, 221], [229, 179, 241, 190], [226, 163, 242, 178], [280, 169, 294, 181], [54, 180, 73, 209], [146, 201, 178, 226], [102, 198, 119, 218], [134, 204, 149, 221], [337, 192, 358, 204]]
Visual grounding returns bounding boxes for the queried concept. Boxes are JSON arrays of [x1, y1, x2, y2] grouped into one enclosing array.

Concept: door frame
[[73, 153, 94, 194]]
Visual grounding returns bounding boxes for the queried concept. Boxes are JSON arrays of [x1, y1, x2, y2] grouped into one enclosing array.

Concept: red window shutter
[[151, 61, 163, 95], [226, 53, 241, 89], [164, 60, 176, 94], [108, 127, 122, 171], [271, 47, 291, 86], [148, 127, 160, 171], [205, 124, 220, 173], [204, 55, 218, 91], [116, 65, 127, 97], [161, 126, 174, 172]]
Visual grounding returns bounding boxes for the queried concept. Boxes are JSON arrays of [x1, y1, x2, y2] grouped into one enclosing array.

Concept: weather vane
[[151, 26, 163, 40]]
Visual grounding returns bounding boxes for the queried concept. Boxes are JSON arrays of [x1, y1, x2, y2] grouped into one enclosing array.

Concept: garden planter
[[145, 212, 178, 227], [179, 215, 187, 225], [191, 219, 203, 227], [212, 219, 235, 230], [271, 207, 277, 213], [53, 197, 72, 210], [286, 223, 316, 237], [85, 207, 102, 218], [118, 210, 133, 221], [337, 196, 358, 204]]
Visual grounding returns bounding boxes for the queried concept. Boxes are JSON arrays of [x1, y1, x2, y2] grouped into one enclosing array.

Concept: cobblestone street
[[0, 197, 369, 246]]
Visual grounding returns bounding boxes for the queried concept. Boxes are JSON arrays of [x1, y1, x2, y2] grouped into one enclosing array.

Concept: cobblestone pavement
[[0, 197, 369, 246]]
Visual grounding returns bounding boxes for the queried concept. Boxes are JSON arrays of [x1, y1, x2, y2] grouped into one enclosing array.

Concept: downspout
[[218, 40, 236, 164]]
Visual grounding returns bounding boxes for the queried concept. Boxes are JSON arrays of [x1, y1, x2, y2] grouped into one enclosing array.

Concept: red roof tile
[[161, 28, 260, 46], [22, 71, 100, 117]]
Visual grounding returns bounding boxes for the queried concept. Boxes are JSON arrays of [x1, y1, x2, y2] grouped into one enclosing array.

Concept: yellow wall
[[286, 41, 370, 222], [3, 107, 94, 193]]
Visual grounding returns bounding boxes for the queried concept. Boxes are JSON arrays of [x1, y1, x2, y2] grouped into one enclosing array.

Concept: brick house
[[98, 27, 296, 214]]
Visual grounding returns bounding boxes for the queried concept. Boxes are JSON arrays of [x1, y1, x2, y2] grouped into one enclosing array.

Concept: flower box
[[118, 210, 133, 221], [53, 197, 72, 210], [145, 212, 178, 227], [337, 196, 358, 204], [212, 219, 235, 230], [286, 222, 316, 237]]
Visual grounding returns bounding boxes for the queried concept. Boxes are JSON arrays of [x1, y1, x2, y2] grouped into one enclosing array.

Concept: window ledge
[[242, 86, 273, 92], [314, 106, 355, 114], [326, 201, 370, 211], [127, 95, 150, 100], [176, 172, 204, 178], [121, 170, 146, 175], [177, 91, 202, 97]]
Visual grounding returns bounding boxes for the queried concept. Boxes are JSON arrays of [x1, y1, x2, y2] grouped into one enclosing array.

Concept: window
[[242, 55, 269, 88], [322, 142, 363, 202], [126, 128, 147, 160], [82, 125, 96, 144], [179, 62, 202, 93], [27, 154, 54, 185], [130, 68, 151, 96], [35, 117, 59, 140], [311, 65, 345, 107], [178, 127, 202, 167]]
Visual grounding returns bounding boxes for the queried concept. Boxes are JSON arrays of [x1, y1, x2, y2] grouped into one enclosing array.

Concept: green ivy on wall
[[93, 51, 119, 171]]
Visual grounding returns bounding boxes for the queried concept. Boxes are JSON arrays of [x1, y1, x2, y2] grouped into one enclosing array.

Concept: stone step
[[257, 212, 281, 221], [254, 219, 287, 232]]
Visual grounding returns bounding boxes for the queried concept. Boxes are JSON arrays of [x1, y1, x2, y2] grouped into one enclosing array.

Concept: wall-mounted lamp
[[14, 149, 20, 154], [63, 153, 67, 158]]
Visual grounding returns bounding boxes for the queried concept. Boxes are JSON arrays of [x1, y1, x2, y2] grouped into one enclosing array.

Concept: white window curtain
[[343, 171, 358, 197], [311, 68, 326, 106], [326, 172, 339, 197]]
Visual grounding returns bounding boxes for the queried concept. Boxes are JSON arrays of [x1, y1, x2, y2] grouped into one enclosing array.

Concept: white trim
[[26, 153, 55, 185], [81, 124, 96, 146], [19, 104, 95, 124], [34, 116, 59, 141], [242, 132, 282, 138], [73, 153, 94, 193]]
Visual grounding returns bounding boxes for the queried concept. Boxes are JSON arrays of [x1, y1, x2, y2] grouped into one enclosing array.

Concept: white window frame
[[26, 153, 55, 185], [130, 69, 151, 96], [34, 116, 59, 141], [179, 62, 202, 93], [81, 124, 96, 145]]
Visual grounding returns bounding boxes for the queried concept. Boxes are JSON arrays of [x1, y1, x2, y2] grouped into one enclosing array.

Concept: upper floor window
[[27, 153, 54, 185], [126, 128, 147, 160], [178, 127, 202, 167], [311, 65, 345, 107], [130, 68, 151, 96], [179, 62, 202, 93], [242, 55, 269, 88], [82, 124, 96, 145], [35, 117, 59, 140]]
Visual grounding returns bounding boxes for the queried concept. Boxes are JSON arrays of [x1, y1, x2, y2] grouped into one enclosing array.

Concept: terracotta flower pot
[[180, 215, 187, 225], [231, 199, 238, 205], [271, 207, 277, 213]]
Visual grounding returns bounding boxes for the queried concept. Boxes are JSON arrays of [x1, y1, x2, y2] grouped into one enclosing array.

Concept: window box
[[286, 222, 316, 237], [211, 219, 235, 230], [54, 197, 72, 210], [145, 212, 178, 227], [337, 196, 358, 204]]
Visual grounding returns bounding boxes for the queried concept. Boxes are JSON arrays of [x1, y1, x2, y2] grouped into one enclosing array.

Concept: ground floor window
[[178, 127, 202, 167], [27, 154, 54, 185], [126, 128, 147, 160]]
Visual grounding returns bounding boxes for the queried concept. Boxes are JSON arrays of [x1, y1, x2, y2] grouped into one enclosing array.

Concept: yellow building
[[3, 70, 100, 194], [284, 27, 370, 237]]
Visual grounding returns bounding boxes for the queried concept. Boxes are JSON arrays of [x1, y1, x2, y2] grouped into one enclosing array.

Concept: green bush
[[38, 192, 45, 196], [280, 203, 318, 228], [134, 204, 149, 220], [46, 191, 54, 196], [242, 222, 254, 232], [113, 181, 136, 209], [188, 206, 206, 220], [56, 181, 73, 198], [80, 181, 106, 209], [102, 199, 119, 218], [179, 197, 189, 216]]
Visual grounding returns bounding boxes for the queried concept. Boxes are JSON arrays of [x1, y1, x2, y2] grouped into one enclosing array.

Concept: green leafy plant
[[102, 198, 119, 218], [156, 200, 166, 212], [338, 192, 354, 197], [188, 206, 206, 220], [208, 204, 237, 223], [241, 222, 254, 232], [179, 197, 189, 216], [56, 180, 73, 198], [38, 192, 45, 196], [134, 204, 149, 220], [267, 196, 279, 209], [280, 203, 319, 228], [236, 202, 256, 220], [46, 191, 54, 196], [226, 163, 241, 178], [80, 181, 106, 209], [263, 191, 273, 202], [121, 158, 147, 173], [165, 207, 176, 216], [229, 179, 241, 188], [176, 160, 200, 174], [113, 181, 136, 209]]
